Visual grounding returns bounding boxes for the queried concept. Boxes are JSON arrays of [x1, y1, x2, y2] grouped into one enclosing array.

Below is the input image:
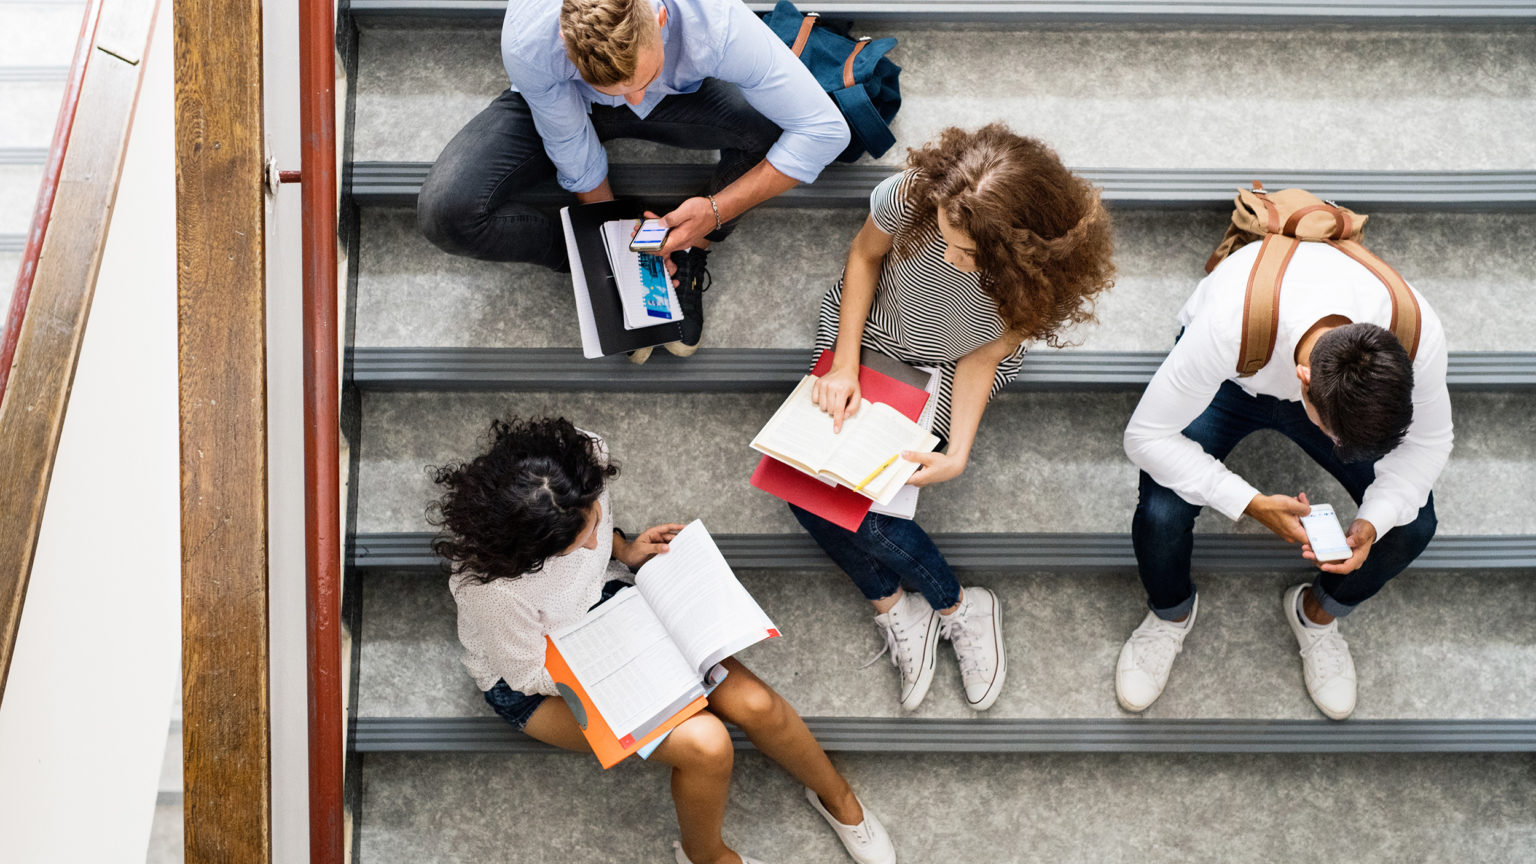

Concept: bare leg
[[1301, 587, 1336, 626], [707, 658, 864, 827], [523, 700, 743, 864]]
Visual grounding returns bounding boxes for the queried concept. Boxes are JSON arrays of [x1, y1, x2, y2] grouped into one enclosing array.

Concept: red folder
[[750, 350, 931, 531]]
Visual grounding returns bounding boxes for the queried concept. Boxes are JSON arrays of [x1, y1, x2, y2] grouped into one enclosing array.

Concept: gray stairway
[[342, 6, 1536, 863]]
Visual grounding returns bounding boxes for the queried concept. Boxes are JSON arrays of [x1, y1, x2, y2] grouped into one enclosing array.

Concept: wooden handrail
[[297, 0, 344, 861]]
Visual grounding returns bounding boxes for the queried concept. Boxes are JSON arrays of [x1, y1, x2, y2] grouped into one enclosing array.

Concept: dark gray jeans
[[417, 79, 782, 271]]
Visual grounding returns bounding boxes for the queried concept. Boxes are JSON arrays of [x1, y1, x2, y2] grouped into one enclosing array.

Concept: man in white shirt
[[1117, 240, 1452, 720]]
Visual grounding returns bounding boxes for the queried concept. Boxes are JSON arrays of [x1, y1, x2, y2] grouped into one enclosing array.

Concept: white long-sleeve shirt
[[1123, 241, 1453, 540]]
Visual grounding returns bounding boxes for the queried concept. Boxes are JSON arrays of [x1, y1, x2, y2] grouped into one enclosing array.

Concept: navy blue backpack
[[761, 1, 902, 163]]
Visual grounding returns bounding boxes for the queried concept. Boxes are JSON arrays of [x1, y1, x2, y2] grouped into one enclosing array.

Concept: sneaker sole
[[964, 590, 1007, 712], [901, 612, 941, 711], [662, 339, 700, 357]]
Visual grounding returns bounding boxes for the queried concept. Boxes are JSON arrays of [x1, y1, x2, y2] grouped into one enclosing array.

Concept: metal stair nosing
[[350, 532, 1536, 573], [346, 0, 1536, 27], [347, 163, 1536, 211], [351, 716, 1536, 754], [346, 347, 1536, 392]]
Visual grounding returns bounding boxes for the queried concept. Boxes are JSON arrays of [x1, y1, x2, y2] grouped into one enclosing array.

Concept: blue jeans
[[1132, 380, 1437, 621], [790, 505, 963, 610], [417, 80, 782, 270]]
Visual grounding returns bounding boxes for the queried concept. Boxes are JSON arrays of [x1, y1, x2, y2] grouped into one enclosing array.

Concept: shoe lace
[[1298, 627, 1350, 681], [859, 618, 902, 671], [938, 613, 986, 678], [1127, 625, 1181, 674]]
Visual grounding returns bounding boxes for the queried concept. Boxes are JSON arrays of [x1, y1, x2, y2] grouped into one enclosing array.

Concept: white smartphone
[[1300, 504, 1352, 562], [628, 218, 670, 253]]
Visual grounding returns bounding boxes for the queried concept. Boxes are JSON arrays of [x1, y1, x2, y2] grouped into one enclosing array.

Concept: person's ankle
[[818, 786, 864, 827], [1300, 587, 1335, 627], [938, 588, 964, 617], [872, 589, 903, 615]]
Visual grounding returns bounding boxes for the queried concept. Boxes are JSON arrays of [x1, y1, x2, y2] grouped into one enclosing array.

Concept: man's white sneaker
[[938, 586, 1006, 711], [804, 787, 898, 864], [1114, 595, 1198, 713], [672, 840, 767, 864], [1284, 583, 1357, 720], [867, 591, 940, 711]]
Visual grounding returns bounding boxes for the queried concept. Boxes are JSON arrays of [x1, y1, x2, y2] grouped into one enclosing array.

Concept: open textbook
[[751, 373, 941, 506], [544, 520, 779, 768], [598, 219, 681, 330]]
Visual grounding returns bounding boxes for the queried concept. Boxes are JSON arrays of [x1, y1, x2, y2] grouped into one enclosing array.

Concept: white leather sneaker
[[1115, 595, 1198, 713], [804, 786, 898, 864], [867, 591, 940, 711], [938, 586, 1006, 711], [672, 840, 766, 864], [1284, 583, 1357, 720]]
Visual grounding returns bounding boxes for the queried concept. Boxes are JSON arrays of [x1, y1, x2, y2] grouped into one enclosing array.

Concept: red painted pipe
[[0, 0, 104, 402], [297, 1, 343, 862]]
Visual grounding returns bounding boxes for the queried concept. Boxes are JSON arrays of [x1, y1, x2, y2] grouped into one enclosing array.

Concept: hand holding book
[[613, 522, 687, 570], [812, 363, 861, 433]]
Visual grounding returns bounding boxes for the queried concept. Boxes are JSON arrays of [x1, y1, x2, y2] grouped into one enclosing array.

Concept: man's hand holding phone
[[1244, 491, 1312, 545], [631, 212, 681, 287], [650, 197, 719, 255], [1303, 517, 1375, 576]]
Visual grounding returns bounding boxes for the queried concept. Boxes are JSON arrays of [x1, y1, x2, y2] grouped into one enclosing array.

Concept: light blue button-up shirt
[[502, 0, 850, 194]]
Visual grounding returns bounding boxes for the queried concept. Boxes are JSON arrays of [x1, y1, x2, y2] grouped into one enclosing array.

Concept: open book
[[545, 520, 779, 768], [751, 374, 941, 506], [599, 219, 680, 330]]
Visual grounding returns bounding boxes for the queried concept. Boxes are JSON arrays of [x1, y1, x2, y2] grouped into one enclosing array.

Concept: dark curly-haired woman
[[796, 124, 1116, 715], [432, 417, 896, 864]]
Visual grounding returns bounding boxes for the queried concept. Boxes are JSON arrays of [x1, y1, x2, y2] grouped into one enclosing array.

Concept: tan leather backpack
[[1205, 183, 1420, 376]]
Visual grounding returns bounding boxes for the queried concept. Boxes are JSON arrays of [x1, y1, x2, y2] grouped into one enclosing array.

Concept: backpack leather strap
[[1283, 204, 1349, 240], [843, 37, 870, 88], [1328, 239, 1422, 360], [791, 12, 818, 57], [1238, 234, 1301, 377]]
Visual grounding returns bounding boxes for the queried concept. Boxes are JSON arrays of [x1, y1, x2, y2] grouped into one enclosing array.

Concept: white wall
[[262, 1, 314, 861], [0, 7, 182, 862]]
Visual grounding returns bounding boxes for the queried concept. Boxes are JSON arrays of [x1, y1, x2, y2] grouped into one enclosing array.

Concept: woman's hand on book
[[903, 450, 966, 487], [614, 523, 688, 570], [813, 366, 861, 433]]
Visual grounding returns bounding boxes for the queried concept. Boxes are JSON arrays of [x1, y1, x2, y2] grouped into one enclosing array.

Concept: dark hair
[[1308, 323, 1414, 462], [896, 124, 1116, 348], [428, 417, 618, 582]]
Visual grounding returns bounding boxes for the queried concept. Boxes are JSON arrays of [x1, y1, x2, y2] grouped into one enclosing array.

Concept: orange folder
[[545, 635, 711, 769]]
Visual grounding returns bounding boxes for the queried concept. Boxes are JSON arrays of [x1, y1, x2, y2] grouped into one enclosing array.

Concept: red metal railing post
[[297, 0, 343, 861]]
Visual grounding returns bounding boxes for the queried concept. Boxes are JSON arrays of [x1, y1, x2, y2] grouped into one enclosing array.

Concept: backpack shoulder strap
[[1238, 233, 1302, 377], [1328, 239, 1422, 361]]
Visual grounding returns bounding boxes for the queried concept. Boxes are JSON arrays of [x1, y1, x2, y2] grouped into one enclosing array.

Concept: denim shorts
[[482, 578, 631, 731]]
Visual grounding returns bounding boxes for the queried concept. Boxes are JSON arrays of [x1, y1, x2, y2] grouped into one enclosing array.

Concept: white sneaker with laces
[[1284, 583, 1357, 720], [938, 586, 1006, 711], [803, 787, 897, 864], [672, 840, 766, 864], [865, 591, 940, 711], [1114, 595, 1198, 713]]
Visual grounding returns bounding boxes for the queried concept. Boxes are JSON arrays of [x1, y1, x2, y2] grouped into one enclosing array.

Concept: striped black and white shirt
[[813, 171, 1027, 441]]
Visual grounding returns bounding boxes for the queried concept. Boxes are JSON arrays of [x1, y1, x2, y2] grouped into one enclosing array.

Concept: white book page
[[635, 521, 778, 677], [561, 208, 604, 358], [601, 219, 679, 329], [870, 365, 940, 518], [549, 587, 703, 740], [819, 401, 935, 490], [750, 375, 875, 473]]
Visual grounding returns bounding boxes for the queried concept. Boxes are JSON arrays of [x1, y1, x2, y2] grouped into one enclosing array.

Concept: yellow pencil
[[855, 453, 902, 492]]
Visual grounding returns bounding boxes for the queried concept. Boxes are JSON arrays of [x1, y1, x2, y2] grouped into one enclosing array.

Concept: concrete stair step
[[355, 749, 1536, 862], [354, 390, 1535, 536], [352, 207, 1536, 354], [356, 569, 1536, 722], [350, 25, 1536, 169]]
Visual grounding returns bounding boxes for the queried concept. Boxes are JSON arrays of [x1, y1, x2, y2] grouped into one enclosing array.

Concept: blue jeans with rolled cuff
[[417, 80, 782, 271], [790, 504, 963, 611], [1132, 380, 1438, 621]]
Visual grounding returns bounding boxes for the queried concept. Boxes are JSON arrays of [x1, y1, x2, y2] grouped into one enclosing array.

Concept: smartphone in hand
[[629, 218, 670, 253], [1300, 504, 1352, 562]]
